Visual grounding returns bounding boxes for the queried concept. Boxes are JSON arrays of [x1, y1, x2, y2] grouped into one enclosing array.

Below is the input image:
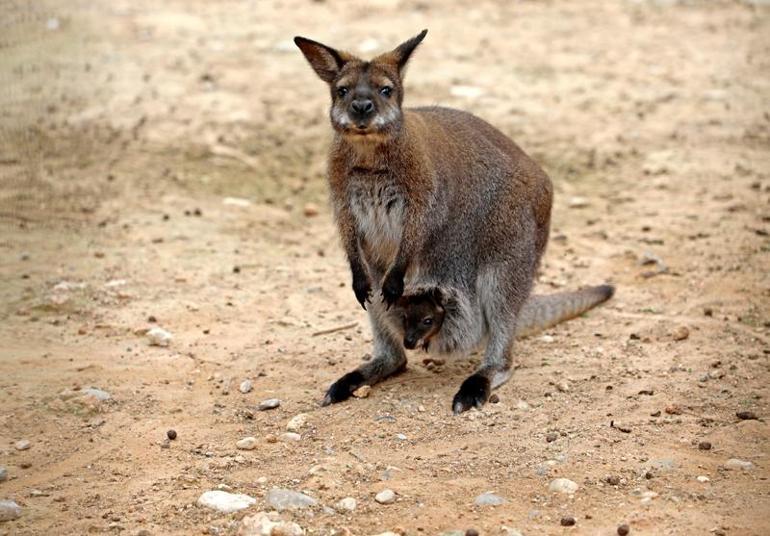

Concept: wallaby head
[[395, 287, 445, 351], [294, 30, 427, 143]]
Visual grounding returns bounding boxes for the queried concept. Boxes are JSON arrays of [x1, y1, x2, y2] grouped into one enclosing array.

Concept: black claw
[[322, 370, 366, 406], [452, 374, 491, 414], [352, 278, 372, 311]]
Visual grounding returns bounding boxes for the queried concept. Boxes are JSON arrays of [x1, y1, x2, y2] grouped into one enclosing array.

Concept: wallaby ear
[[375, 29, 428, 73], [294, 36, 353, 83]]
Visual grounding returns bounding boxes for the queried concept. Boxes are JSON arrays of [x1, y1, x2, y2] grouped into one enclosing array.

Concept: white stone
[[15, 439, 31, 451], [336, 497, 357, 512], [567, 196, 590, 208], [548, 478, 579, 494], [239, 380, 253, 394], [697, 475, 710, 483], [0, 500, 21, 521], [375, 489, 396, 504], [197, 490, 256, 513], [725, 458, 754, 470], [515, 400, 530, 411], [147, 326, 172, 347], [236, 437, 257, 450], [280, 432, 301, 442], [501, 527, 525, 536], [286, 413, 308, 432], [222, 197, 252, 207], [0, 466, 7, 482], [81, 387, 111, 401]]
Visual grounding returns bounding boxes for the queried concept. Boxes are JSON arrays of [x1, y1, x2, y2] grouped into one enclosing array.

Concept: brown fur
[[296, 31, 561, 413]]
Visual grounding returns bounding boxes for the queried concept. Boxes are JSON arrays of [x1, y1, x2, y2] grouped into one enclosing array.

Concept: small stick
[[312, 322, 357, 337]]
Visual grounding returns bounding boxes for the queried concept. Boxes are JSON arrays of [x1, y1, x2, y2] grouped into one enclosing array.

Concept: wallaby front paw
[[452, 374, 491, 414], [381, 269, 405, 308], [352, 276, 372, 310], [322, 370, 365, 406]]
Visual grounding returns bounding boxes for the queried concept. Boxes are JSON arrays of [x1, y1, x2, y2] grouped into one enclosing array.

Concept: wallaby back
[[515, 285, 615, 338]]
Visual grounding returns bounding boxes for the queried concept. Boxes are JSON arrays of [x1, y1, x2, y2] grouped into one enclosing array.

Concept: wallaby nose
[[351, 99, 374, 117]]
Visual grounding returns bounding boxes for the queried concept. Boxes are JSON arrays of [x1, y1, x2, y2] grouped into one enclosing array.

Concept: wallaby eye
[[380, 86, 392, 98], [337, 87, 348, 97], [422, 318, 433, 326]]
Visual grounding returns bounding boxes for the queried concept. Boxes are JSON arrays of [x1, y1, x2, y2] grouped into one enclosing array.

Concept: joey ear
[[294, 36, 353, 83], [431, 286, 443, 304], [376, 29, 428, 73]]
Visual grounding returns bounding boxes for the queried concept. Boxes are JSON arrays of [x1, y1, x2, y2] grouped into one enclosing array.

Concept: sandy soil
[[1, 0, 769, 534]]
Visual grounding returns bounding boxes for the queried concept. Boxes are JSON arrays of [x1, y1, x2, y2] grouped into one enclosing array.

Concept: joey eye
[[337, 87, 348, 97], [380, 86, 392, 98], [422, 318, 433, 326]]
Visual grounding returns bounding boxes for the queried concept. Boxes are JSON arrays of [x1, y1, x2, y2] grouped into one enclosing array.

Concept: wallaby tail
[[515, 284, 615, 338]]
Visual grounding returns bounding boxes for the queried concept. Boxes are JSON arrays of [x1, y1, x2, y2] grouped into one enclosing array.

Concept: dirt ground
[[1, 0, 769, 534]]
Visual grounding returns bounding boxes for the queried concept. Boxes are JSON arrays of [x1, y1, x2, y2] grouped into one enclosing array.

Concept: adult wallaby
[[394, 284, 615, 354], [295, 30, 566, 413]]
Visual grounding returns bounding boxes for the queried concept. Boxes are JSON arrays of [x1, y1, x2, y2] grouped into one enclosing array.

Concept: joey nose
[[351, 99, 374, 117], [403, 337, 417, 350]]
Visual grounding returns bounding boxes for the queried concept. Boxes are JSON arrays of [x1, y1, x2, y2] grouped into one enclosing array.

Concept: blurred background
[[0, 1, 768, 535]]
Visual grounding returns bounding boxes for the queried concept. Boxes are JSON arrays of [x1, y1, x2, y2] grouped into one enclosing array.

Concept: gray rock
[[14, 440, 30, 451], [375, 489, 396, 504], [474, 491, 506, 506], [0, 466, 7, 482], [258, 398, 281, 410], [0, 500, 21, 521], [725, 458, 754, 470], [266, 488, 317, 511], [648, 458, 677, 473], [239, 380, 253, 394], [197, 490, 256, 513], [548, 478, 579, 494]]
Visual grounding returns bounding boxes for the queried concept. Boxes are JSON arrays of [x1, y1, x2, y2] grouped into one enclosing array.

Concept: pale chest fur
[[347, 176, 406, 267]]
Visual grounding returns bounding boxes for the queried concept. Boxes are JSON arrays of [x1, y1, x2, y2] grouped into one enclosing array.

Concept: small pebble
[[375, 489, 396, 504], [465, 530, 480, 536], [697, 475, 710, 483], [474, 492, 506, 506], [560, 515, 576, 527], [236, 437, 257, 450], [605, 475, 621, 486], [258, 398, 281, 411], [0, 466, 7, 482], [549, 478, 579, 494], [489, 393, 500, 404], [280, 432, 301, 442], [147, 326, 172, 347], [286, 413, 308, 432], [698, 441, 712, 450], [15, 439, 31, 451], [725, 458, 754, 470], [736, 410, 758, 421], [665, 405, 682, 415], [546, 431, 558, 443], [303, 203, 320, 217], [672, 326, 689, 341], [266, 488, 318, 511], [239, 380, 253, 394], [336, 497, 357, 512], [353, 385, 372, 398], [617, 524, 630, 536], [166, 429, 177, 440]]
